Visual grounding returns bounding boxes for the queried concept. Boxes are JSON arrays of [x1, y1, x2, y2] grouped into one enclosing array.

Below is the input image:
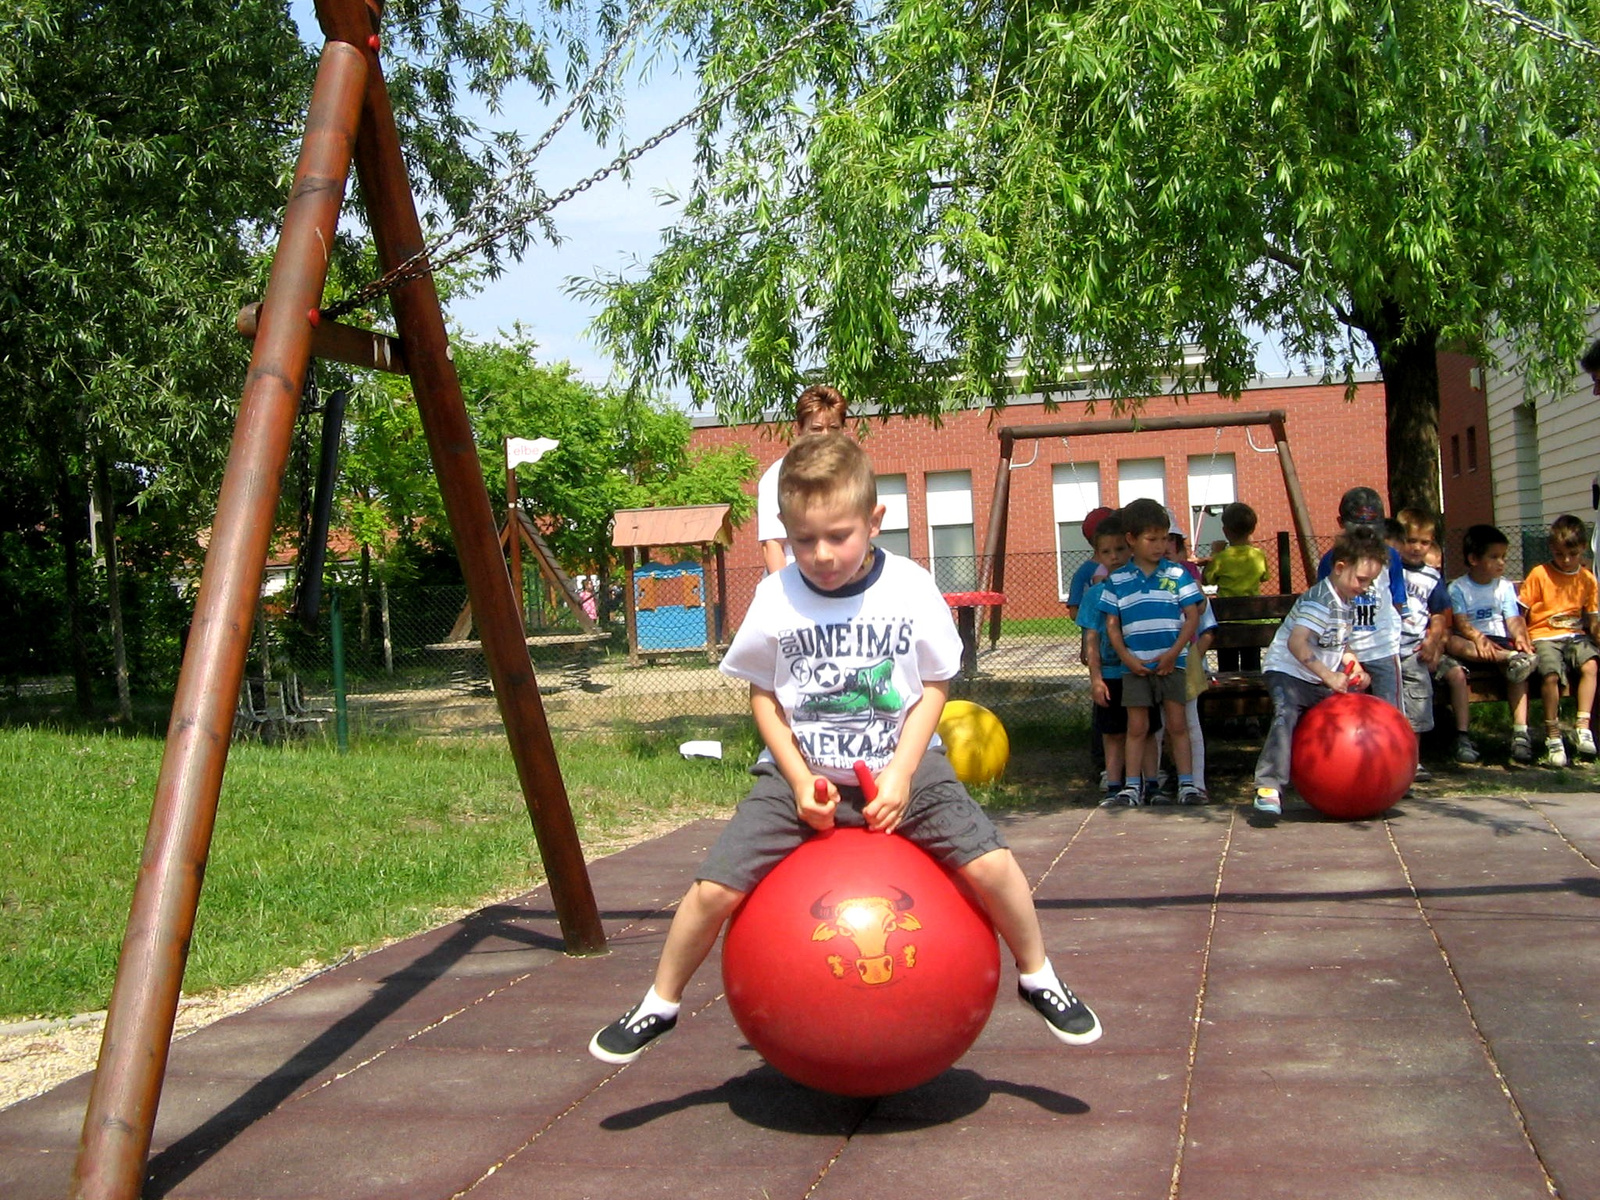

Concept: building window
[[1117, 458, 1166, 508], [926, 471, 977, 592], [1466, 425, 1478, 472], [1053, 463, 1102, 598], [1186, 452, 1236, 548], [876, 474, 910, 559], [1451, 434, 1461, 477]]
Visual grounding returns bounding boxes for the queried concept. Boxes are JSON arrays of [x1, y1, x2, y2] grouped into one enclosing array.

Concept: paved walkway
[[3, 790, 1598, 1199]]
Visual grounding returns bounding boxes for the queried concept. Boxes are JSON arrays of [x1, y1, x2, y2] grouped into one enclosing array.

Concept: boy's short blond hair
[[1549, 513, 1586, 551], [777, 432, 877, 521]]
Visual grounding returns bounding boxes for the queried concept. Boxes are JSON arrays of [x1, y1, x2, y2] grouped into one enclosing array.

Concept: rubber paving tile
[[6, 792, 1600, 1199]]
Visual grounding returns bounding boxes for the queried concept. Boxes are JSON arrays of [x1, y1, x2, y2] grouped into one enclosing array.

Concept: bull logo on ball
[[810, 887, 922, 985]]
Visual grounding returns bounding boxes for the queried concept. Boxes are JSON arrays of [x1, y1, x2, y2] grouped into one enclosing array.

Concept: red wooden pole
[[69, 42, 370, 1200], [317, 0, 604, 953]]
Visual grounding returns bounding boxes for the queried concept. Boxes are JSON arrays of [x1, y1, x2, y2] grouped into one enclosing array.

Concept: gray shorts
[[696, 750, 1007, 894], [1533, 637, 1599, 680], [1399, 652, 1435, 733], [1122, 670, 1188, 709]]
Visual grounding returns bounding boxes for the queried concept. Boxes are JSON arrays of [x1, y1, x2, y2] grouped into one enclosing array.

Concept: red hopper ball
[[1290, 692, 1417, 819], [722, 828, 999, 1096]]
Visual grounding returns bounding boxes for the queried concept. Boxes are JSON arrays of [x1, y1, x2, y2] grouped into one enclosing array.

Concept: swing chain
[[323, 0, 853, 320]]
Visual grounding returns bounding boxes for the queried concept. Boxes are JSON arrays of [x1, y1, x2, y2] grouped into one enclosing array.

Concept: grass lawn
[[0, 724, 767, 1020]]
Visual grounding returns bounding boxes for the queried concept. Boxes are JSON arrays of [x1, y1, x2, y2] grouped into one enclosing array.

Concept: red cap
[[1081, 506, 1115, 544]]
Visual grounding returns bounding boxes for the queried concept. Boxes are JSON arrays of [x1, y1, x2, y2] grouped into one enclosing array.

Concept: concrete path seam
[[1383, 820, 1561, 1198], [1167, 806, 1237, 1200]]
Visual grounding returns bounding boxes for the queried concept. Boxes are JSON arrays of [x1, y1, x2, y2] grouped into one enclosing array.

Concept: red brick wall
[[1437, 350, 1493, 574], [692, 380, 1390, 626]]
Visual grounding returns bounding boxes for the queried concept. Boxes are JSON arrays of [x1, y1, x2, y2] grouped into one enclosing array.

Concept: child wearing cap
[[1066, 506, 1116, 621], [1316, 486, 1407, 710]]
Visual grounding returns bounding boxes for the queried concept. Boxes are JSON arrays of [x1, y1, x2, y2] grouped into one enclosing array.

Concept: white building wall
[[1485, 320, 1600, 532]]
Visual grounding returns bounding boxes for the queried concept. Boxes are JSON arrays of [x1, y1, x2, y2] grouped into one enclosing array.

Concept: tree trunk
[[94, 453, 132, 721], [53, 457, 94, 713], [1380, 328, 1443, 518], [1352, 299, 1442, 519]]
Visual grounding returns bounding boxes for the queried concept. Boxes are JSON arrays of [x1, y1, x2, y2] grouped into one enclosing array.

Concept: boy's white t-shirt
[[1447, 575, 1521, 639], [720, 548, 962, 784]]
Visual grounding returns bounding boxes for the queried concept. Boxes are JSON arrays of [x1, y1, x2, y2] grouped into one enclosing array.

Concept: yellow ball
[[938, 700, 1010, 785]]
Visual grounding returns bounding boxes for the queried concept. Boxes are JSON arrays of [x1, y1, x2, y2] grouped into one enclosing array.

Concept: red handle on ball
[[853, 760, 877, 800], [814, 778, 829, 804]]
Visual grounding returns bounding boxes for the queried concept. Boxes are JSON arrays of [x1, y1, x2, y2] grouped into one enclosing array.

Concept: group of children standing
[[1073, 486, 1600, 822]]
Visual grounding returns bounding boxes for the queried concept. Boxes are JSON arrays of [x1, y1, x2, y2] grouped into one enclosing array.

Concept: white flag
[[506, 436, 559, 469]]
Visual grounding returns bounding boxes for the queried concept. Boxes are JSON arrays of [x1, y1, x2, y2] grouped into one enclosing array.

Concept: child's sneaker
[[1142, 779, 1164, 805], [1099, 784, 1144, 808], [1545, 736, 1568, 769], [589, 1003, 678, 1064], [1412, 763, 1434, 783], [1511, 732, 1535, 764], [1506, 651, 1537, 683], [1177, 783, 1205, 806], [1453, 733, 1481, 764], [1252, 787, 1282, 821], [1576, 728, 1597, 759], [1018, 981, 1102, 1045]]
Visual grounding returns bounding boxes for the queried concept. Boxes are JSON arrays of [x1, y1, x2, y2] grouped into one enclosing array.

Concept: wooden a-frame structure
[[71, 4, 604, 1197], [979, 410, 1320, 649]]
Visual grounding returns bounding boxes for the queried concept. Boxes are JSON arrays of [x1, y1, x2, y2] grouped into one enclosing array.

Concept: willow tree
[[0, 0, 606, 705], [587, 0, 1600, 514]]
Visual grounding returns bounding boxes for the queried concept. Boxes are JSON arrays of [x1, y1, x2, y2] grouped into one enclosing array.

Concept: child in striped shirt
[[1099, 498, 1206, 806], [1251, 527, 1389, 822]]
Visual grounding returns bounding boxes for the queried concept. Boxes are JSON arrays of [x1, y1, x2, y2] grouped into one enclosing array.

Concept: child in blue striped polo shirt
[[1099, 498, 1206, 806]]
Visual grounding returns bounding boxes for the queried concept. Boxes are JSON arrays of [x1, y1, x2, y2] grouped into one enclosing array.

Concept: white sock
[[1017, 960, 1063, 995], [635, 985, 680, 1020]]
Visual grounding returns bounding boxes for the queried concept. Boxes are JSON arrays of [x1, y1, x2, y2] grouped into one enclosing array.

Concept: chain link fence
[[5, 522, 1568, 738], [237, 537, 1345, 745]]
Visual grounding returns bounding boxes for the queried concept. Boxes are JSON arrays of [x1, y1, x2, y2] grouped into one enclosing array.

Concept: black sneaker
[[589, 1003, 677, 1064], [1454, 734, 1481, 765], [1019, 981, 1103, 1045]]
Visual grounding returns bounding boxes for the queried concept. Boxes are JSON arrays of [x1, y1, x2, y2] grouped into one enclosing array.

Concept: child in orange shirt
[[1519, 514, 1600, 766]]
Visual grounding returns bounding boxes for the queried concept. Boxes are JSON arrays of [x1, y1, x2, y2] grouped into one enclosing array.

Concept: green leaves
[[581, 0, 1600, 422], [343, 327, 755, 580]]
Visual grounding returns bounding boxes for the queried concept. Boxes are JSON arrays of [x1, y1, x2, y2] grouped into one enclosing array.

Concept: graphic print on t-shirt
[[780, 619, 912, 759]]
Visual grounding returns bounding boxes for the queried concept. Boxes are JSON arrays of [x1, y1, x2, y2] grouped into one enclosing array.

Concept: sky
[[443, 72, 704, 394]]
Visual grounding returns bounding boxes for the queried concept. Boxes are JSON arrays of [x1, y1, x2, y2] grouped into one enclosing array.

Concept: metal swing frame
[[979, 410, 1321, 649]]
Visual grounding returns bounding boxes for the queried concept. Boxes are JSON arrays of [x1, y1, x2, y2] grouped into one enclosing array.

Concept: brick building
[[689, 373, 1390, 628]]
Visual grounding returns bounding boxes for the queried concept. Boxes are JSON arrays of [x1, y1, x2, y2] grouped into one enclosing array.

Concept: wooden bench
[[1196, 593, 1297, 721], [1199, 593, 1559, 725]]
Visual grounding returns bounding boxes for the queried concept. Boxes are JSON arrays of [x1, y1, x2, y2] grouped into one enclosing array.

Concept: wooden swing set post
[[71, 4, 605, 1197], [322, 0, 603, 958], [980, 409, 1320, 649], [69, 40, 372, 1200]]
